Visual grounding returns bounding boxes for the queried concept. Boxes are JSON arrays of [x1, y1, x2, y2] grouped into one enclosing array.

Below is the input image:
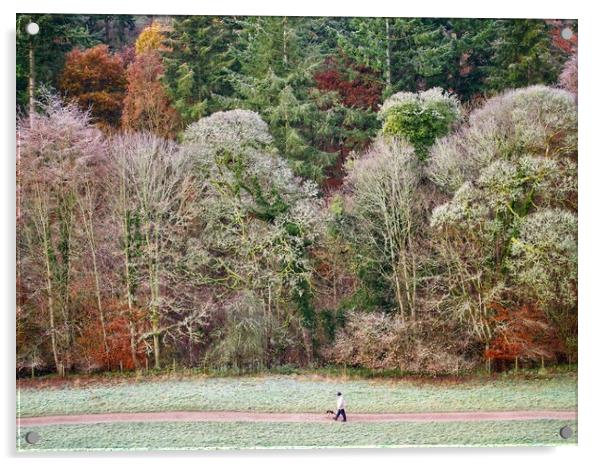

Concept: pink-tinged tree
[[18, 94, 108, 372], [559, 54, 577, 97]]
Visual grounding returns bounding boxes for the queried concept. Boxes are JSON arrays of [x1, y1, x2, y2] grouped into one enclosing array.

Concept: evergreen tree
[[339, 17, 497, 101], [84, 15, 137, 49], [161, 16, 238, 125], [16, 14, 97, 111], [228, 16, 336, 182], [487, 19, 565, 91]]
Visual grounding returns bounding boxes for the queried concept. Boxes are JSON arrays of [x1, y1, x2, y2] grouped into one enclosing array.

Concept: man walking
[[333, 392, 347, 422]]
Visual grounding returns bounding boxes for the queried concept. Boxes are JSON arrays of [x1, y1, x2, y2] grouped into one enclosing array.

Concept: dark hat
[[336, 392, 342, 396]]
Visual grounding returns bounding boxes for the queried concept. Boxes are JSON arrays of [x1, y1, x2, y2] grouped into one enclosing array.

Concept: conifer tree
[[16, 14, 97, 112], [229, 16, 336, 182], [161, 16, 238, 125], [487, 19, 565, 91]]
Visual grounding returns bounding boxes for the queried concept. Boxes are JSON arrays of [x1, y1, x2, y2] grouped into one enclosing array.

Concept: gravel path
[[18, 410, 577, 427]]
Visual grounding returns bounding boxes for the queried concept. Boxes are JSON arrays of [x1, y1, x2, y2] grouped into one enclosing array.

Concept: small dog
[[326, 410, 335, 415]]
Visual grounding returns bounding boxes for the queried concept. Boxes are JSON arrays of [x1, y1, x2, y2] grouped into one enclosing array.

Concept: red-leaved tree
[[314, 56, 383, 111]]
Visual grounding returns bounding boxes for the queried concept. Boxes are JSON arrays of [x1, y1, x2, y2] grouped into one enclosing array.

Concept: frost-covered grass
[[16, 419, 577, 451], [17, 374, 576, 418]]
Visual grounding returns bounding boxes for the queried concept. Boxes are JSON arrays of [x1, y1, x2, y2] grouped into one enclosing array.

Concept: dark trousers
[[335, 409, 347, 421]]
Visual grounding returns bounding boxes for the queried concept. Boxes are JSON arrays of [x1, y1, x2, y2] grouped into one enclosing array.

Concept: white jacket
[[337, 396, 346, 410]]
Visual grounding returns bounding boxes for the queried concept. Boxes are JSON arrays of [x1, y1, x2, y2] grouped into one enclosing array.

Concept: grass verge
[[17, 374, 577, 418], [16, 419, 577, 451]]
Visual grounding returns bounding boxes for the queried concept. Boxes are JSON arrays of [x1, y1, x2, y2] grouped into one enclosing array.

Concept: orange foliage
[[122, 51, 181, 138], [548, 21, 578, 54], [75, 299, 147, 371], [59, 45, 127, 131], [314, 56, 383, 111], [485, 303, 563, 362]]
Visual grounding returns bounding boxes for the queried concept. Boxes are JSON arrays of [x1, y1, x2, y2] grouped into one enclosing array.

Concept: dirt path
[[18, 410, 576, 427]]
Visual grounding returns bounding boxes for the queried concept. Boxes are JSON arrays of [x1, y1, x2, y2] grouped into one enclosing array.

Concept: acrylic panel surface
[[16, 13, 578, 451]]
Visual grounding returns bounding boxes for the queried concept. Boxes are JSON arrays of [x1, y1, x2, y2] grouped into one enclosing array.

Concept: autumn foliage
[[135, 22, 167, 55], [485, 303, 563, 364], [76, 300, 147, 371], [314, 56, 383, 111], [59, 45, 127, 131], [122, 51, 181, 138]]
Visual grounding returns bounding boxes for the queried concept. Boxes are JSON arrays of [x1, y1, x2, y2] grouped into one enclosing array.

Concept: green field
[[17, 373, 577, 418], [16, 419, 577, 451]]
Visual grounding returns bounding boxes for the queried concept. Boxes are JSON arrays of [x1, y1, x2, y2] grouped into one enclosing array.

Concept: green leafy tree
[[379, 88, 460, 160]]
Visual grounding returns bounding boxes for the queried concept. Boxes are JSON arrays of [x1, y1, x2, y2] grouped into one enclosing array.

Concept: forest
[[16, 14, 578, 376]]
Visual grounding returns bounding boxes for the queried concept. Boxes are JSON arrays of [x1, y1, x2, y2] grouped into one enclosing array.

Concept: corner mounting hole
[[25, 431, 40, 444], [561, 27, 573, 40], [559, 425, 573, 439], [26, 22, 39, 35]]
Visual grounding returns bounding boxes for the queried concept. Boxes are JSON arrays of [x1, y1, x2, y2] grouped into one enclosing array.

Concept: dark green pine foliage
[[161, 16, 238, 126], [84, 15, 137, 49], [399, 18, 497, 99], [16, 14, 98, 110], [487, 19, 566, 91], [339, 17, 498, 101], [228, 16, 336, 182], [338, 18, 568, 101], [337, 17, 392, 94]]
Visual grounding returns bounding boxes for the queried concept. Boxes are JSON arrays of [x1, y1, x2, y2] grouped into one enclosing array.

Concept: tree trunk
[[148, 236, 161, 369], [80, 193, 109, 356], [42, 222, 60, 372], [302, 327, 313, 366], [47, 281, 59, 372], [92, 251, 109, 355], [282, 17, 288, 67], [104, 17, 111, 43], [129, 321, 139, 369], [28, 41, 35, 126], [152, 314, 160, 369], [385, 18, 392, 90]]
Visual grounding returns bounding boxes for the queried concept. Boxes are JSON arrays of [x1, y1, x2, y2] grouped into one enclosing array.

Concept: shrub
[[429, 85, 577, 194], [325, 311, 476, 375], [379, 88, 460, 160], [485, 303, 564, 365]]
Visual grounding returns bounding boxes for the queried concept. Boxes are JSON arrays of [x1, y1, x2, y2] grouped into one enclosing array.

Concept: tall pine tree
[[487, 19, 567, 91], [228, 16, 336, 182], [161, 16, 237, 125]]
